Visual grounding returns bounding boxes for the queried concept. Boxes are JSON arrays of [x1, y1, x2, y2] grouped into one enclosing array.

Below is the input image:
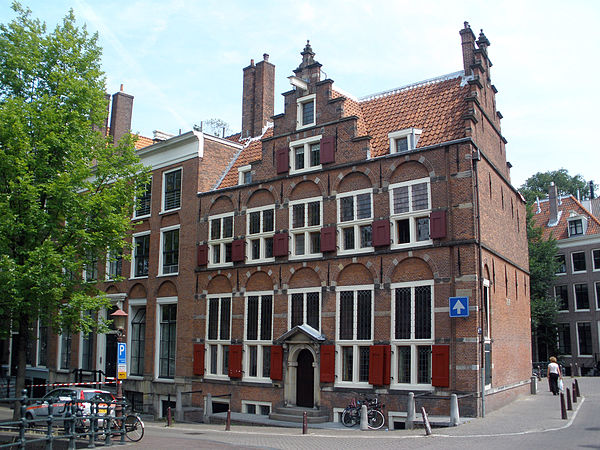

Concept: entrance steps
[[269, 405, 329, 424]]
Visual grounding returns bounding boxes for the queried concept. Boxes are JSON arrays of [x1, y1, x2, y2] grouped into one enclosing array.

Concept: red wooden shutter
[[228, 344, 243, 378], [193, 344, 205, 376], [320, 136, 336, 164], [320, 226, 336, 252], [382, 345, 391, 385], [368, 345, 384, 385], [197, 244, 208, 266], [431, 344, 450, 387], [372, 219, 390, 247], [270, 345, 283, 380], [231, 239, 245, 262], [320, 345, 335, 383], [276, 147, 289, 174], [273, 232, 288, 257], [430, 211, 447, 239]]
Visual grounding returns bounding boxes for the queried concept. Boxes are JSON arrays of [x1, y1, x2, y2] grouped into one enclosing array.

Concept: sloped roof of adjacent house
[[532, 195, 600, 241], [217, 71, 470, 189], [134, 134, 154, 150]]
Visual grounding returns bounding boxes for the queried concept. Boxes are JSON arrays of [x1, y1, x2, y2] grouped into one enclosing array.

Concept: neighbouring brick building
[[193, 23, 530, 423], [5, 23, 531, 424], [532, 184, 600, 374]]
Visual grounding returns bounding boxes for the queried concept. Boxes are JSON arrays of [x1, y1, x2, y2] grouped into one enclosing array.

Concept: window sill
[[246, 258, 275, 265], [160, 207, 181, 216], [288, 253, 323, 261], [391, 240, 433, 250], [296, 122, 316, 131], [127, 375, 144, 381], [153, 377, 175, 383], [337, 247, 374, 256], [56, 369, 70, 374], [389, 383, 434, 391], [334, 381, 371, 389], [132, 214, 151, 221], [241, 377, 273, 384], [289, 165, 322, 176], [208, 263, 234, 269], [129, 276, 149, 280], [204, 374, 231, 381], [158, 272, 179, 278]]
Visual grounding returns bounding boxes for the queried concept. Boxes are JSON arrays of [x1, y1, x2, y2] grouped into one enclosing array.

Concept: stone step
[[271, 406, 326, 418], [269, 412, 329, 424]]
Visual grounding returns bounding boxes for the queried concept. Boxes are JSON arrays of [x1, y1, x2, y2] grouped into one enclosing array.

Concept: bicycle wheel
[[124, 415, 144, 442], [367, 410, 385, 430], [341, 409, 357, 427]]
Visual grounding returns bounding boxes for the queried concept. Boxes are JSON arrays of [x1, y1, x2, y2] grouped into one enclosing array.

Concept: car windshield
[[84, 392, 115, 402]]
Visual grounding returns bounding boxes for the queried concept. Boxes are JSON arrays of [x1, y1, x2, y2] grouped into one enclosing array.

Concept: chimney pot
[[120, 84, 124, 92], [548, 183, 559, 224], [263, 53, 269, 61], [250, 59, 254, 66]]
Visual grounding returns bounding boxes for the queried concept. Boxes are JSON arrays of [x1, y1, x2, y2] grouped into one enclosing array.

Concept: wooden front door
[[296, 349, 314, 407]]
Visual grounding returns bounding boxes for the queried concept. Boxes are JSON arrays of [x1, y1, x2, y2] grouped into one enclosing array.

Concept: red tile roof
[[532, 195, 600, 240], [134, 134, 153, 150]]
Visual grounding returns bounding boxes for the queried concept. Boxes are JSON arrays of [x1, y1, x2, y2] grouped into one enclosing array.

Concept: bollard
[[167, 406, 172, 427], [566, 388, 572, 411], [574, 378, 580, 397], [360, 404, 368, 431], [406, 392, 415, 430], [421, 406, 432, 436], [530, 376, 537, 395], [572, 382, 577, 403], [450, 394, 460, 426], [560, 393, 567, 420], [302, 411, 308, 434], [225, 409, 231, 431]]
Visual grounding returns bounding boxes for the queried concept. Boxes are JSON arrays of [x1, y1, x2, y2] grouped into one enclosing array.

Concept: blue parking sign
[[117, 342, 127, 365], [449, 297, 469, 317]]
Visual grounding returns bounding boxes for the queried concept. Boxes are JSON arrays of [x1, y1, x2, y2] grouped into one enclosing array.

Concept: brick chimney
[[109, 84, 134, 145], [241, 54, 275, 138], [460, 22, 476, 76], [549, 182, 559, 224]]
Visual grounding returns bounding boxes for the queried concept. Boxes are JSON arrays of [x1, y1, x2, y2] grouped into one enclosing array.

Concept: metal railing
[[0, 390, 127, 449]]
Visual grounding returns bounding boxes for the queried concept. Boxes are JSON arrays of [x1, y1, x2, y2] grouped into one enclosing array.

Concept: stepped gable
[[332, 89, 368, 137], [533, 195, 600, 240], [359, 73, 469, 157], [218, 127, 273, 189]]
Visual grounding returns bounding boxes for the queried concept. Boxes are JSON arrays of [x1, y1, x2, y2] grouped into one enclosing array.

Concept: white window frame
[[154, 297, 178, 382], [208, 212, 234, 268], [388, 128, 422, 154], [390, 280, 435, 390], [554, 285, 569, 312], [389, 177, 432, 249], [161, 167, 182, 214], [246, 205, 275, 263], [105, 249, 123, 281], [576, 321, 592, 356], [556, 254, 567, 275], [133, 177, 152, 219], [238, 165, 252, 186], [556, 322, 572, 356], [571, 251, 587, 274], [567, 216, 587, 237], [289, 196, 323, 259], [128, 298, 147, 380], [205, 295, 232, 380], [335, 285, 374, 388], [336, 188, 373, 256], [57, 332, 71, 373], [243, 291, 273, 382], [159, 225, 180, 276], [78, 312, 94, 372], [241, 400, 272, 415], [289, 135, 322, 175], [574, 283, 590, 311], [287, 287, 321, 332], [36, 320, 48, 368], [592, 249, 600, 272], [296, 93, 316, 130], [131, 231, 151, 279], [82, 252, 98, 283], [595, 281, 600, 311]]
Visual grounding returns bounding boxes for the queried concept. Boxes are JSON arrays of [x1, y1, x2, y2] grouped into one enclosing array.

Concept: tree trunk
[[12, 313, 29, 420]]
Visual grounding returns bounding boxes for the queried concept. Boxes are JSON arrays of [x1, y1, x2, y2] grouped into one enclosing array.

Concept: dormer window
[[388, 128, 422, 154], [297, 94, 316, 129], [238, 165, 252, 185], [567, 214, 587, 237]]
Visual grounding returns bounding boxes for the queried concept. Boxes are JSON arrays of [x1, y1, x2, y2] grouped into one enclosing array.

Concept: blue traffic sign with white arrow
[[449, 297, 469, 317]]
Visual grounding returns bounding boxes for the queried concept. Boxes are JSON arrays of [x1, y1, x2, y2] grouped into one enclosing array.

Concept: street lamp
[[110, 307, 128, 417]]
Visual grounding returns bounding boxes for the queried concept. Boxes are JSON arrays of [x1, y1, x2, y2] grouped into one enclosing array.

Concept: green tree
[[526, 205, 560, 361], [519, 169, 596, 204], [0, 3, 147, 412]]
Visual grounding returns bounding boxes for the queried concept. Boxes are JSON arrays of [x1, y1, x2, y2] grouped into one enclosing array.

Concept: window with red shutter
[[320, 226, 336, 252], [273, 232, 289, 257], [231, 239, 245, 262], [372, 219, 390, 247], [368, 345, 391, 385], [319, 344, 335, 383], [270, 345, 284, 380], [431, 344, 450, 387], [228, 344, 243, 378], [320, 136, 335, 164], [193, 344, 205, 376], [430, 210, 447, 239], [276, 148, 289, 174], [197, 244, 208, 266]]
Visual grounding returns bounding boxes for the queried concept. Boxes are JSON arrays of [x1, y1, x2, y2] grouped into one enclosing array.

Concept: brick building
[[532, 184, 600, 374], [193, 23, 530, 422], [5, 23, 531, 423]]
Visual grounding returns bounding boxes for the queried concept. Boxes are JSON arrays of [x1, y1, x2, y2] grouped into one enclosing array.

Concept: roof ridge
[[358, 71, 465, 102]]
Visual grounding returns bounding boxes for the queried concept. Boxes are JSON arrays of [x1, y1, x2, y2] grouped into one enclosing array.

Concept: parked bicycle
[[101, 403, 145, 442], [341, 397, 385, 430]]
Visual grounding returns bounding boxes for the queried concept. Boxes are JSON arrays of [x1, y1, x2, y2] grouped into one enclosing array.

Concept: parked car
[[25, 387, 116, 427]]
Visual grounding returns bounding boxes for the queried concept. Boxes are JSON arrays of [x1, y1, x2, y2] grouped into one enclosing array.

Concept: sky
[[1, 0, 599, 189]]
